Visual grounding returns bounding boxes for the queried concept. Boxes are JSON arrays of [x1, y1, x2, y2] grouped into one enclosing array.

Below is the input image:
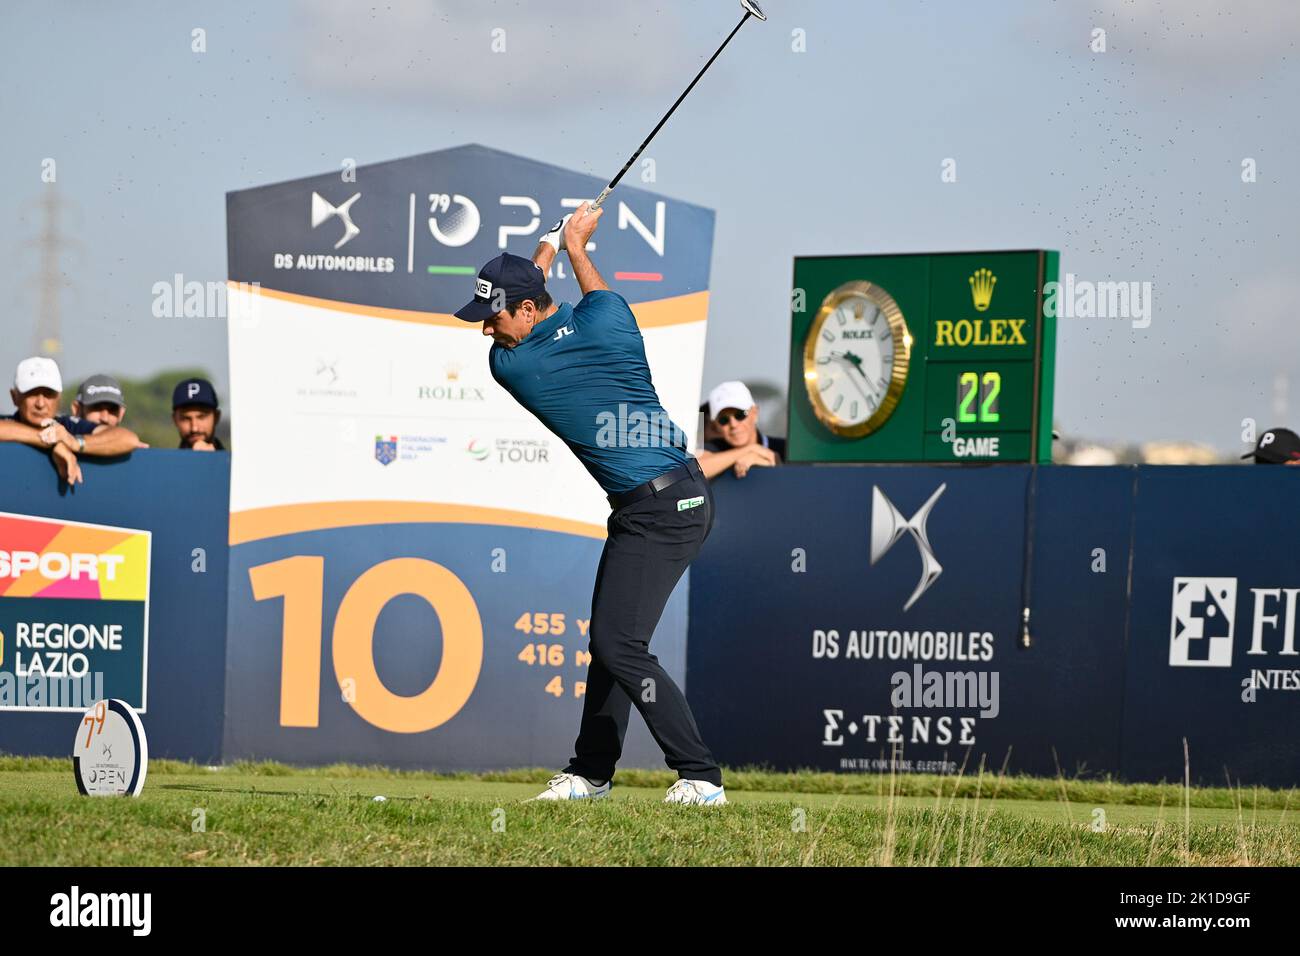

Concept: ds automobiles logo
[[311, 191, 361, 249], [870, 484, 946, 612]]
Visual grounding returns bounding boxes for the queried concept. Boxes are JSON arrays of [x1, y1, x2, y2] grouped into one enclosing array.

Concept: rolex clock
[[787, 251, 1058, 463], [802, 282, 911, 438]]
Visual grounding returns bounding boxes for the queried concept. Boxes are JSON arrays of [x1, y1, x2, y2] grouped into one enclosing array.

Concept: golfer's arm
[[531, 242, 557, 274], [80, 425, 142, 456], [0, 420, 48, 448], [567, 245, 609, 294]]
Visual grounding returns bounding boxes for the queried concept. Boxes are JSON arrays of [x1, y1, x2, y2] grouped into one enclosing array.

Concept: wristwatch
[[76, 435, 86, 452]]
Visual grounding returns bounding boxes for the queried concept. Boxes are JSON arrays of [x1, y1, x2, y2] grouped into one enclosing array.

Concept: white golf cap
[[14, 356, 62, 395], [706, 380, 756, 420]]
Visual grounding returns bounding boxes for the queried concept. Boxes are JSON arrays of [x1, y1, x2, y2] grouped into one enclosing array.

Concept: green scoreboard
[[787, 250, 1058, 463]]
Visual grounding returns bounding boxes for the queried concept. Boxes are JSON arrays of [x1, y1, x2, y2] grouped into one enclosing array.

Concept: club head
[[741, 0, 767, 21]]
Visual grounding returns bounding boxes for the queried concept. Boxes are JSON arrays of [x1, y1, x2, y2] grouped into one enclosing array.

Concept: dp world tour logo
[[870, 484, 946, 612], [374, 435, 397, 466], [1170, 577, 1236, 667]]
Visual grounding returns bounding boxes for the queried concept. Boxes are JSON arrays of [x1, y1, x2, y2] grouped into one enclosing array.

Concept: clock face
[[802, 282, 911, 438]]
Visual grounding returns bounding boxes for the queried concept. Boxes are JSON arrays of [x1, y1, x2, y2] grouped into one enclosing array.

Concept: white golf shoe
[[529, 772, 611, 801], [663, 779, 727, 806]]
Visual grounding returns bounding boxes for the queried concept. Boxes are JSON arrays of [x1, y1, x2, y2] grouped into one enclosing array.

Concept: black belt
[[607, 458, 704, 511]]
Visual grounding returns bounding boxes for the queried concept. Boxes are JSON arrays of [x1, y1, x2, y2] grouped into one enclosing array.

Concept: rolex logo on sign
[[969, 268, 996, 312]]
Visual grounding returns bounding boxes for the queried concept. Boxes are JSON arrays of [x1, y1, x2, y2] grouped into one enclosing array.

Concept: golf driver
[[589, 0, 766, 211]]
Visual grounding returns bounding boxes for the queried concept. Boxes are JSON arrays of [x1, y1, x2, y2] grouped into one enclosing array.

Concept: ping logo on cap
[[474, 277, 493, 300]]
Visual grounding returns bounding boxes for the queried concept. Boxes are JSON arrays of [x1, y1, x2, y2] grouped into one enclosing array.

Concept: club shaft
[[591, 11, 751, 210]]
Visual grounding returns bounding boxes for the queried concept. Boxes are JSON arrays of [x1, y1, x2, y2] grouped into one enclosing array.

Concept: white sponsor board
[[226, 285, 705, 528]]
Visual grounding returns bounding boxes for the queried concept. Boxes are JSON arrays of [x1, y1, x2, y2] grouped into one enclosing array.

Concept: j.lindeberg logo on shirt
[[552, 326, 574, 342]]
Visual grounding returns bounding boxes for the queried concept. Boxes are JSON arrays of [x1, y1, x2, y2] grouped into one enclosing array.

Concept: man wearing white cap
[[0, 357, 143, 485], [696, 380, 785, 479]]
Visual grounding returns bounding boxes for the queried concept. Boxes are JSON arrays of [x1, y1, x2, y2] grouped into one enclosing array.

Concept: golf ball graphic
[[429, 194, 481, 247]]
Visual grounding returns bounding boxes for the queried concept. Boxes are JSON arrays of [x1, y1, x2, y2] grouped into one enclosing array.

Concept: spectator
[[698, 401, 723, 448], [172, 377, 225, 451], [696, 380, 786, 480], [72, 375, 141, 439], [0, 357, 144, 485], [1242, 427, 1300, 465]]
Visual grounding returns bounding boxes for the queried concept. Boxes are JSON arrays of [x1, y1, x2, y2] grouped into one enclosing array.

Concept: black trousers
[[564, 464, 723, 787]]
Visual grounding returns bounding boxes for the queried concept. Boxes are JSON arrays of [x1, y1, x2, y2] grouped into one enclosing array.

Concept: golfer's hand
[[540, 213, 572, 253], [564, 202, 602, 251], [191, 439, 216, 452], [733, 445, 776, 478], [52, 444, 82, 485]]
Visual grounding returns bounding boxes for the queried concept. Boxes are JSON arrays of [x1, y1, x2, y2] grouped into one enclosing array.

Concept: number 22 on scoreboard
[[957, 371, 1000, 424]]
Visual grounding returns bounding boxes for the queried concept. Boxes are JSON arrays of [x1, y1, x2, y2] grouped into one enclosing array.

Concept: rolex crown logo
[[969, 268, 997, 312], [445, 361, 463, 382]]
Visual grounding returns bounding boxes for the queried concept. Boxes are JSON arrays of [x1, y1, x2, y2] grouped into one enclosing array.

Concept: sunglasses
[[716, 409, 749, 426]]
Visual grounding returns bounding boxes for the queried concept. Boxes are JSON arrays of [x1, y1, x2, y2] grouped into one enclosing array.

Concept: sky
[[2, 0, 1297, 453]]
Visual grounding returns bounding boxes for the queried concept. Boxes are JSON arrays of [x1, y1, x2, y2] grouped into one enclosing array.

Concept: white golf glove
[[539, 213, 573, 254]]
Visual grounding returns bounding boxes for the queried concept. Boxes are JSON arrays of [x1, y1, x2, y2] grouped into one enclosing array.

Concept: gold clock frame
[[802, 281, 911, 438]]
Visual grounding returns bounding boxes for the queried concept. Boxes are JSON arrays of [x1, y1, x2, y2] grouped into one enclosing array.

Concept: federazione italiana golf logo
[[0, 512, 151, 712]]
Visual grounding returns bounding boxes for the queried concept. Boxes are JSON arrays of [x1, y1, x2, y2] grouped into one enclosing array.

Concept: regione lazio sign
[[0, 513, 151, 712], [225, 144, 715, 768]]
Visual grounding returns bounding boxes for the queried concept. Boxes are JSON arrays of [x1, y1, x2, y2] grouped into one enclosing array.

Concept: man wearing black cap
[[455, 202, 726, 807], [1243, 427, 1300, 465], [72, 375, 133, 431], [172, 377, 225, 451]]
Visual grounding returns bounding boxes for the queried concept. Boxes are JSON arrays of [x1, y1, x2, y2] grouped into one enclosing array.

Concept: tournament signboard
[[225, 144, 715, 768], [0, 513, 151, 712], [73, 698, 149, 797], [788, 251, 1058, 463]]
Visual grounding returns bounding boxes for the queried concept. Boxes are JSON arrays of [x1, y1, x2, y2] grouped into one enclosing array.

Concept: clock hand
[[841, 363, 874, 403], [842, 351, 875, 391], [828, 350, 863, 371]]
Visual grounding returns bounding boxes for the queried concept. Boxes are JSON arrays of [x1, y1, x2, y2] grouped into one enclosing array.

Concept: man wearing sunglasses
[[697, 380, 785, 479]]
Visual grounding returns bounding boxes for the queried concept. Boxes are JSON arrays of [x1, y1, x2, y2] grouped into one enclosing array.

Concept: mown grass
[[2, 756, 1297, 866], [3, 753, 1295, 810]]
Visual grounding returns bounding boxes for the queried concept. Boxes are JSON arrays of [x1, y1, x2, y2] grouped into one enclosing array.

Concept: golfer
[[454, 202, 725, 806]]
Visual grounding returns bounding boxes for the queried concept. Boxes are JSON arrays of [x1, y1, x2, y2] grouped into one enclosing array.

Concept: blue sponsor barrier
[[0, 446, 229, 763], [4, 442, 1297, 786], [688, 464, 1300, 786]]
